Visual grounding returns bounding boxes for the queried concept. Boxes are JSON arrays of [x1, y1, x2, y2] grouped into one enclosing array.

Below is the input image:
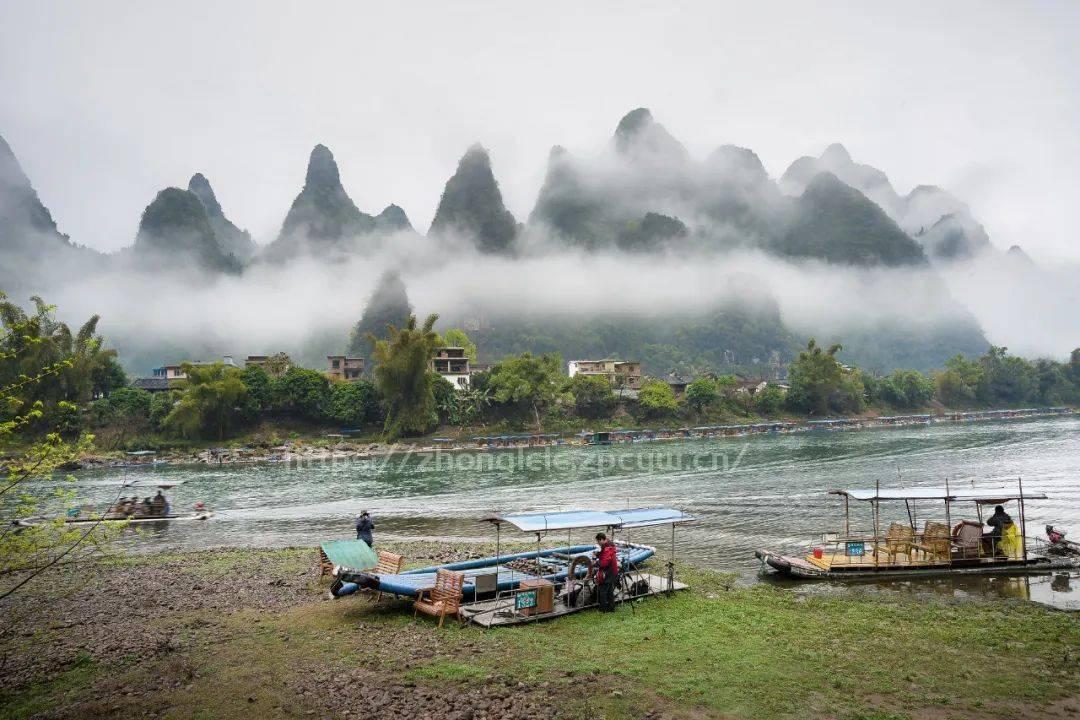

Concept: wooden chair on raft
[[413, 569, 465, 627], [372, 550, 405, 603], [952, 520, 984, 559], [915, 522, 952, 563], [875, 522, 916, 563]]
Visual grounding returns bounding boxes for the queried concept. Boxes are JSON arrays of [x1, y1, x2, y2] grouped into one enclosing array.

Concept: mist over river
[[37, 416, 1080, 607]]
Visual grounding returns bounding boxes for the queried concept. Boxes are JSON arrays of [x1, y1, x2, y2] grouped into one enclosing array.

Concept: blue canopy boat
[[330, 506, 692, 599]]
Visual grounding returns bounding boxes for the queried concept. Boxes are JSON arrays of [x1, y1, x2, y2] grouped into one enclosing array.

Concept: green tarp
[[321, 539, 379, 571]]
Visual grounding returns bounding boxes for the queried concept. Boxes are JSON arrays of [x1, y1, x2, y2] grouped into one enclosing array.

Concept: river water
[[39, 415, 1080, 608]]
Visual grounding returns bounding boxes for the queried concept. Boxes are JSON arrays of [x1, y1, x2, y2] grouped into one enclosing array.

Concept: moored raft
[[332, 542, 655, 598]]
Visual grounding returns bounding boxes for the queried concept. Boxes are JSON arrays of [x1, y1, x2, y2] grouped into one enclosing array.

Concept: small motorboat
[[757, 482, 1079, 580], [330, 506, 694, 600], [332, 541, 655, 598]]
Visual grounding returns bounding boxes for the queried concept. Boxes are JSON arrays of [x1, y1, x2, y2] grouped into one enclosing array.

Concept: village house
[[568, 359, 643, 391], [132, 355, 237, 392], [245, 353, 291, 377], [431, 347, 471, 390], [326, 355, 364, 381]]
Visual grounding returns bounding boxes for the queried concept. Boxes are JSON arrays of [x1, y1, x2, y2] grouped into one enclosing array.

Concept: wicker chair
[[372, 550, 405, 603], [413, 569, 465, 627], [915, 522, 952, 562], [875, 522, 915, 564], [952, 520, 983, 559]]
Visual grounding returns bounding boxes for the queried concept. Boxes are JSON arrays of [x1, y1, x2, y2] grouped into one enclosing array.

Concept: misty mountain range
[[0, 108, 1047, 375]]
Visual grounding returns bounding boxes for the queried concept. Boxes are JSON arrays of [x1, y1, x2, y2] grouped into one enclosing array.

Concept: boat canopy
[[483, 506, 693, 532], [830, 487, 1048, 502]]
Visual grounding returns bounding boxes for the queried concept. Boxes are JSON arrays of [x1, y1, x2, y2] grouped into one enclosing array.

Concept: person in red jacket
[[594, 532, 619, 612]]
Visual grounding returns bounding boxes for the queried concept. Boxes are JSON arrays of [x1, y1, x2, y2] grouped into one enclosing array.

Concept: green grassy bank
[[1, 548, 1077, 720]]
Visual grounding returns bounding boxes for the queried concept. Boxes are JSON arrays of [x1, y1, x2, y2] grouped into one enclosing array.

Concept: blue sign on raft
[[846, 541, 865, 556], [515, 590, 538, 611]]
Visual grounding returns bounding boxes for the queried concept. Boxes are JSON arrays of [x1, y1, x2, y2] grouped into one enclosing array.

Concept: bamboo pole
[[873, 478, 881, 568], [944, 476, 952, 567], [1018, 476, 1028, 562]]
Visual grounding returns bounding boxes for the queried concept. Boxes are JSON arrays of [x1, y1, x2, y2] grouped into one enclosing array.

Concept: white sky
[[1, 1, 1077, 259]]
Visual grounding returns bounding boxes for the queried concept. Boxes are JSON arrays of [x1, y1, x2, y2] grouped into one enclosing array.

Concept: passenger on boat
[[984, 505, 1013, 555], [355, 511, 374, 547], [594, 533, 619, 613], [140, 497, 153, 516], [151, 490, 167, 516]]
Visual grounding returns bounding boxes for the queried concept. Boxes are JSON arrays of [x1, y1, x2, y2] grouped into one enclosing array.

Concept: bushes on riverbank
[[77, 340, 1080, 446], [5, 296, 1076, 446]]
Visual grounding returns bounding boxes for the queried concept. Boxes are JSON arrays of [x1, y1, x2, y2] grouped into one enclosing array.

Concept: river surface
[[36, 415, 1080, 608]]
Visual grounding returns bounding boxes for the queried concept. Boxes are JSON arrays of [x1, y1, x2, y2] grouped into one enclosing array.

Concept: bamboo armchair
[[372, 550, 405, 602], [875, 522, 916, 563], [914, 522, 952, 562], [413, 569, 465, 627]]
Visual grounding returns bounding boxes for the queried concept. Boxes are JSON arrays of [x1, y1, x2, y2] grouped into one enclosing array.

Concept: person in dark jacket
[[984, 505, 1012, 555], [355, 511, 375, 547], [594, 532, 619, 612]]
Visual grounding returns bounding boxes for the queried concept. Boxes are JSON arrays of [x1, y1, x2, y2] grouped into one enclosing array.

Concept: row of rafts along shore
[[81, 406, 1076, 469]]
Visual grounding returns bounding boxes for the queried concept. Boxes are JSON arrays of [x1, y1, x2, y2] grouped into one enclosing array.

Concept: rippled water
[[29, 416, 1080, 607]]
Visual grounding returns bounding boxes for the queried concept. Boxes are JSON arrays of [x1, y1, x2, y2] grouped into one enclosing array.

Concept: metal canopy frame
[[482, 506, 694, 598], [829, 487, 1048, 502], [481, 507, 694, 533]]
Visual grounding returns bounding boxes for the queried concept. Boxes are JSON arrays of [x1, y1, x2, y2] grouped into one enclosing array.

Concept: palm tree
[[368, 313, 440, 439]]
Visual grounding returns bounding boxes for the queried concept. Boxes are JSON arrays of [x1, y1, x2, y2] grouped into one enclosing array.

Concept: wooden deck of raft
[[458, 572, 688, 628]]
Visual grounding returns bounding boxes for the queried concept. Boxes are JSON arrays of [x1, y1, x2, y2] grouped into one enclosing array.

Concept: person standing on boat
[[984, 505, 1012, 555], [355, 510, 375, 547], [594, 532, 619, 612]]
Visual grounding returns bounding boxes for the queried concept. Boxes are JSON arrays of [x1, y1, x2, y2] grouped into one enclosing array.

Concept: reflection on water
[[768, 570, 1080, 610], [15, 416, 1080, 608]]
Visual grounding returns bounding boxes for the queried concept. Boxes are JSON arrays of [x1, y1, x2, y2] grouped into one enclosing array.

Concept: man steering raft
[[594, 532, 619, 612]]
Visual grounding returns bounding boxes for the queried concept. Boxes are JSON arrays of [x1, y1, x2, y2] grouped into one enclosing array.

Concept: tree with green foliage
[[1032, 359, 1073, 405], [91, 355, 128, 398], [149, 390, 178, 430], [164, 362, 248, 440], [933, 354, 984, 407], [785, 339, 845, 415], [328, 380, 381, 427], [977, 346, 1036, 405], [0, 292, 116, 600], [369, 313, 440, 438], [487, 352, 563, 430], [88, 386, 152, 446], [431, 374, 460, 425], [685, 378, 719, 413], [879, 370, 934, 409], [566, 374, 617, 419], [271, 366, 331, 421], [456, 372, 493, 426], [0, 295, 119, 427], [239, 364, 273, 415], [439, 328, 478, 363], [638, 379, 679, 418], [753, 384, 786, 415]]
